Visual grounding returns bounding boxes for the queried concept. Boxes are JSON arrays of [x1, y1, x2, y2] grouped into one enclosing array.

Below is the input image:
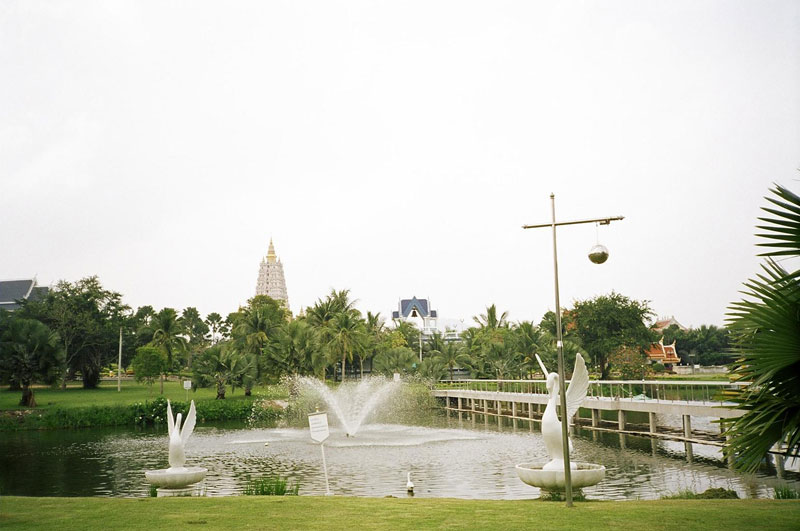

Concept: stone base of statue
[[515, 462, 605, 494], [145, 466, 207, 494], [156, 486, 197, 497]]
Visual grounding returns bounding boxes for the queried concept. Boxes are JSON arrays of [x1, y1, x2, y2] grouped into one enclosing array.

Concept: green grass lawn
[[1, 497, 798, 530], [0, 380, 287, 412]]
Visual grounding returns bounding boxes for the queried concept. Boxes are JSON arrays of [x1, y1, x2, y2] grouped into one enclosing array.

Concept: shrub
[[242, 476, 299, 496], [775, 485, 800, 499], [662, 488, 738, 500]]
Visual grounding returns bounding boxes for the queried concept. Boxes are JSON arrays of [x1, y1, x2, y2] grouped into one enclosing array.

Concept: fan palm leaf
[[725, 185, 800, 472]]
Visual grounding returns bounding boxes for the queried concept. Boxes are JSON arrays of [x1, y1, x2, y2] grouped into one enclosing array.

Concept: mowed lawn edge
[[1, 497, 799, 531]]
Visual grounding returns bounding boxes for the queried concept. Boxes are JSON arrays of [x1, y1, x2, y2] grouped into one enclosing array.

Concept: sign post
[[183, 380, 191, 402], [308, 411, 332, 496]]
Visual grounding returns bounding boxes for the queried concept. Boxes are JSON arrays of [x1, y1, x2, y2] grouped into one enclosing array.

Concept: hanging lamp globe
[[588, 244, 609, 264]]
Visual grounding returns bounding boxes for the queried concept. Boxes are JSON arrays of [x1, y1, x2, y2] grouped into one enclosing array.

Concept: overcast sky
[[2, 1, 798, 329]]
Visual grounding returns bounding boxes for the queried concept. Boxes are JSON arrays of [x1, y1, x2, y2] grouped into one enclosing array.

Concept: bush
[[652, 363, 666, 374], [775, 485, 800, 499], [0, 395, 284, 431], [662, 488, 739, 500], [242, 476, 299, 496]]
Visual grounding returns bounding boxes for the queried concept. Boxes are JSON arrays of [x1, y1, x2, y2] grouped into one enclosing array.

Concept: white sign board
[[393, 372, 401, 382], [308, 412, 330, 443], [183, 380, 192, 390]]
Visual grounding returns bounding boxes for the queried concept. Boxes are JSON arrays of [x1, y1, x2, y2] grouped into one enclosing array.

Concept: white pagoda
[[255, 238, 289, 311]]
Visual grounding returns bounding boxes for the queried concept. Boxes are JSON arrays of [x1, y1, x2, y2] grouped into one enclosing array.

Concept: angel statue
[[535, 352, 589, 471], [166, 399, 197, 470]]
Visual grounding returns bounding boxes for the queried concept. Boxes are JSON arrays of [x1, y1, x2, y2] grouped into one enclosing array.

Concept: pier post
[[529, 402, 535, 420], [682, 415, 692, 439], [591, 409, 600, 428], [457, 397, 462, 411], [497, 400, 501, 417], [618, 410, 626, 431], [483, 399, 488, 415], [471, 398, 475, 412], [649, 412, 657, 435]]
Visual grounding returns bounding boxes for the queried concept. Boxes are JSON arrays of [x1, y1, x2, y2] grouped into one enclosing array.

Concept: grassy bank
[[1, 497, 798, 530], [0, 381, 287, 430]]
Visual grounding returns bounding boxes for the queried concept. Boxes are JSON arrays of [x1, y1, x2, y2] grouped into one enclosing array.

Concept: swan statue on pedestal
[[167, 399, 196, 470], [515, 352, 605, 492], [535, 352, 589, 471], [144, 399, 206, 494]]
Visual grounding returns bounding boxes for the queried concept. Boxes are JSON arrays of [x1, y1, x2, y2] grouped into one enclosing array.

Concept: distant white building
[[255, 239, 289, 311], [391, 296, 459, 340]]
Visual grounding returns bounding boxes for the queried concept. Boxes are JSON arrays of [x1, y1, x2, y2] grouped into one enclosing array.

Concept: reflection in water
[[0, 414, 798, 500]]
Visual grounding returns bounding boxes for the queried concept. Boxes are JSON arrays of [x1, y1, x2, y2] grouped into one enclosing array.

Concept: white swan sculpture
[[144, 399, 207, 493], [167, 399, 196, 469], [536, 352, 589, 471], [515, 352, 605, 492]]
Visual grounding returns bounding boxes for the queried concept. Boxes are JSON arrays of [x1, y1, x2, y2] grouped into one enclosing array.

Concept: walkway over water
[[434, 379, 746, 447]]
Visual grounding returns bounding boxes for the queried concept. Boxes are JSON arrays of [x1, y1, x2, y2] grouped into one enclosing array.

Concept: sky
[[1, 1, 799, 329]]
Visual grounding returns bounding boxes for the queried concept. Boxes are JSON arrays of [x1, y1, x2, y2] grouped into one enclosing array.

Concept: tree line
[[1, 278, 730, 407]]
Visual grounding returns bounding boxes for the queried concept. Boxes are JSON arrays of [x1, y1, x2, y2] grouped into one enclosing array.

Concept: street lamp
[[523, 194, 623, 507]]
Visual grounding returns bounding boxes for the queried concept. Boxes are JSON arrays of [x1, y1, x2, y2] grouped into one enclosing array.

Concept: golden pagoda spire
[[267, 238, 277, 263]]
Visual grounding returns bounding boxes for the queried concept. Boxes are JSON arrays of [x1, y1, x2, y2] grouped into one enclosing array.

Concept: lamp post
[[523, 194, 623, 507]]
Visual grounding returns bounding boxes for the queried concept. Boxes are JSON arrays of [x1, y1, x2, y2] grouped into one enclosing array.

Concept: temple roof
[[653, 316, 687, 332], [0, 279, 48, 311], [267, 238, 277, 263], [396, 297, 436, 319], [645, 337, 681, 364]]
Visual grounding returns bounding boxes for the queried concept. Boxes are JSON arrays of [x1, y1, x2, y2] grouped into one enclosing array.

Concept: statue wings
[[181, 400, 197, 444], [565, 353, 589, 424], [167, 400, 175, 435]]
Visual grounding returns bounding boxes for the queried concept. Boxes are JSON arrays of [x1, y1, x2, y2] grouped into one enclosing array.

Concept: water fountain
[[144, 400, 207, 496], [295, 376, 401, 436], [516, 354, 606, 495]]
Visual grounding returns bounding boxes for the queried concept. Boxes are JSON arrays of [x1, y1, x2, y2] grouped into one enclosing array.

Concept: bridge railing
[[436, 379, 749, 405]]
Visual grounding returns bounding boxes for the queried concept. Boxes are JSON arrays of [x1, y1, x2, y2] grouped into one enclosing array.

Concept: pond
[[1, 411, 797, 499]]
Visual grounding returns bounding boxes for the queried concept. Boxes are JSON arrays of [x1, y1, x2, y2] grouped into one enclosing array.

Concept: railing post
[[649, 412, 657, 435]]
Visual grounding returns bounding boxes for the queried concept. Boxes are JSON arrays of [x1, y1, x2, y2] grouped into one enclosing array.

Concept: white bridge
[[434, 379, 746, 448]]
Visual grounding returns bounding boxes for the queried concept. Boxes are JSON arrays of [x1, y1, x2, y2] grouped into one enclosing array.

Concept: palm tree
[[725, 185, 800, 471], [435, 342, 470, 381], [327, 310, 366, 381], [361, 311, 385, 378], [374, 346, 416, 376], [150, 308, 188, 394], [0, 315, 64, 407], [473, 304, 509, 330], [275, 319, 317, 376]]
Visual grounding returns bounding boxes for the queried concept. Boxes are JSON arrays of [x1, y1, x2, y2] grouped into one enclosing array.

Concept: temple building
[[645, 337, 681, 367], [0, 277, 49, 311], [392, 296, 438, 336], [255, 239, 289, 311]]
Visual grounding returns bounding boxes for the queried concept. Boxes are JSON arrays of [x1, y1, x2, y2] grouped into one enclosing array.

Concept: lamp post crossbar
[[522, 216, 623, 230], [523, 195, 623, 508]]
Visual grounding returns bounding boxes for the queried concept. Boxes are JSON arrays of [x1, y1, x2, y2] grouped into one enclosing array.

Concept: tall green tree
[[725, 185, 800, 471], [205, 312, 226, 345], [327, 310, 366, 381], [373, 346, 416, 376], [19, 276, 129, 389], [131, 346, 166, 396], [361, 312, 386, 378], [0, 313, 64, 406], [150, 308, 188, 394], [435, 341, 469, 381], [231, 295, 286, 389], [570, 292, 654, 379], [181, 307, 209, 367]]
